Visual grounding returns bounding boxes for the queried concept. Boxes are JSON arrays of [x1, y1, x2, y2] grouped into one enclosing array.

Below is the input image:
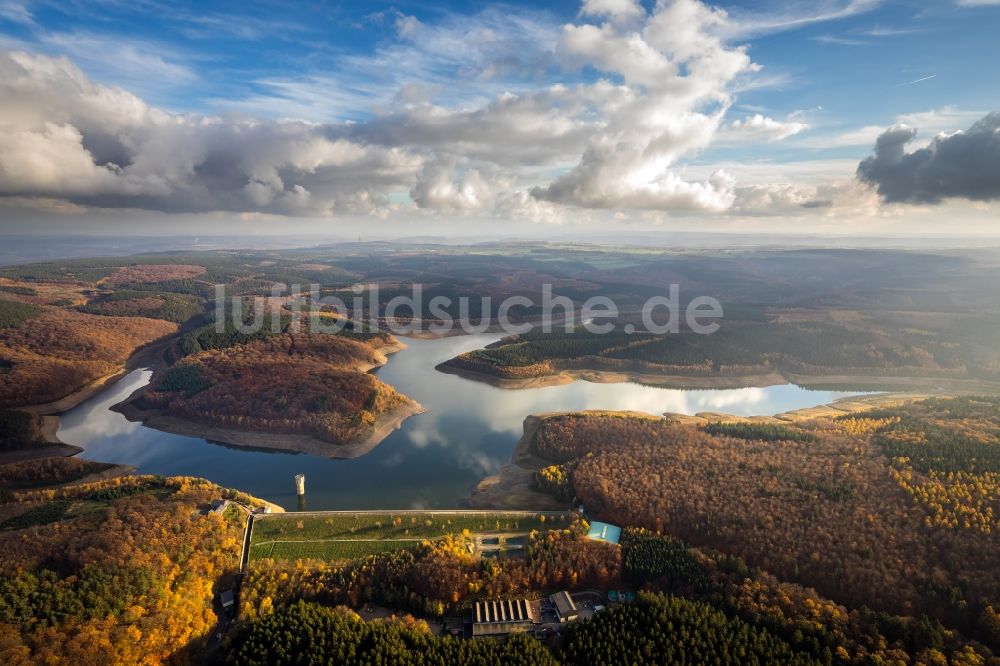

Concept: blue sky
[[0, 0, 998, 236], [5, 0, 996, 124]]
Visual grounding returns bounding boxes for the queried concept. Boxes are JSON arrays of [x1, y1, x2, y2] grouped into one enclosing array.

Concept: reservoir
[[59, 332, 863, 510]]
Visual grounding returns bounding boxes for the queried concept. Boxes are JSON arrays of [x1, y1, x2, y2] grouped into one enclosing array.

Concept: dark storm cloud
[[857, 112, 1000, 204]]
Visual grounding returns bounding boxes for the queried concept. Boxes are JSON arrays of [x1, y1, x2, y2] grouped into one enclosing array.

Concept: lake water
[[60, 333, 863, 510]]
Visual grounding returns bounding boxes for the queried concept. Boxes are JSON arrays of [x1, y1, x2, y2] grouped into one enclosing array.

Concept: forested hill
[[526, 396, 1000, 655], [0, 475, 270, 663]]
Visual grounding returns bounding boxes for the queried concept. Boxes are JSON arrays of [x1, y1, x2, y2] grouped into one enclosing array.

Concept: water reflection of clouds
[[391, 417, 508, 476], [56, 335, 863, 510], [451, 446, 505, 477], [95, 433, 168, 467], [57, 370, 152, 444], [397, 375, 805, 444], [60, 412, 143, 442], [404, 420, 443, 449], [381, 335, 862, 457], [380, 451, 407, 467], [692, 387, 768, 410]]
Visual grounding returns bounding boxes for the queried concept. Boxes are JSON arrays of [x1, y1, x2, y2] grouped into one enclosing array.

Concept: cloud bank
[[0, 49, 416, 215], [5, 0, 985, 230], [2, 0, 791, 219], [857, 112, 1000, 204]]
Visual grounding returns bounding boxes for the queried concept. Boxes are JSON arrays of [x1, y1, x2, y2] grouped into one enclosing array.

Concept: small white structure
[[295, 474, 305, 496]]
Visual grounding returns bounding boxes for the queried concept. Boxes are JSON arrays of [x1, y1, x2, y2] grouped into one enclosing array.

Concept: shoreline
[[17, 317, 189, 417], [10, 320, 198, 449], [436, 358, 1000, 393], [464, 394, 931, 510], [110, 333, 421, 458], [0, 443, 84, 466], [436, 360, 787, 390], [466, 411, 571, 511], [114, 396, 425, 460], [19, 370, 130, 420], [1, 370, 134, 463], [465, 412, 568, 511], [4, 373, 130, 456], [7, 327, 414, 460]]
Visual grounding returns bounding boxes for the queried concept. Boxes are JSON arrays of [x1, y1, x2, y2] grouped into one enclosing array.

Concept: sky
[[0, 0, 998, 239]]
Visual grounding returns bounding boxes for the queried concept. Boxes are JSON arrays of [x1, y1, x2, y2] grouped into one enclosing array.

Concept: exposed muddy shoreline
[[109, 336, 422, 458], [436, 357, 1000, 393], [113, 399, 425, 459]]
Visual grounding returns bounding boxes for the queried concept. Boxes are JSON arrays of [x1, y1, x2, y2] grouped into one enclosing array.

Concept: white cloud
[[719, 0, 886, 39], [40, 32, 196, 85], [532, 0, 757, 211], [797, 106, 986, 150], [732, 179, 882, 217], [493, 190, 567, 224], [222, 6, 562, 122], [859, 25, 917, 36], [410, 157, 492, 211], [0, 122, 121, 194], [813, 23, 918, 45], [580, 0, 646, 23], [0, 49, 419, 215], [0, 0, 32, 25], [352, 85, 611, 168], [813, 34, 869, 46], [0, 0, 922, 225], [719, 113, 809, 142], [0, 1, 777, 219], [895, 106, 983, 130]]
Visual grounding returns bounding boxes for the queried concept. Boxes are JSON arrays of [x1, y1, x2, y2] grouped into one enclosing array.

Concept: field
[[248, 510, 576, 563], [255, 539, 422, 562]]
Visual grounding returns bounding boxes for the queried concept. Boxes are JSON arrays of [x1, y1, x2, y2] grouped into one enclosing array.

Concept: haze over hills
[[1, 0, 999, 664], [5, 232, 1000, 268]]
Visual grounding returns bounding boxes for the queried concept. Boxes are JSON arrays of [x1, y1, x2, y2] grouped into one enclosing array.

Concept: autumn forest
[[1, 245, 1000, 664]]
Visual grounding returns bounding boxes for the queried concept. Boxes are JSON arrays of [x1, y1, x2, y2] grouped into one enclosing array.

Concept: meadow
[[248, 510, 576, 563]]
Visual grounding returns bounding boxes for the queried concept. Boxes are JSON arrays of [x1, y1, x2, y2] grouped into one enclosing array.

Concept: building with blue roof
[[586, 521, 622, 545]]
